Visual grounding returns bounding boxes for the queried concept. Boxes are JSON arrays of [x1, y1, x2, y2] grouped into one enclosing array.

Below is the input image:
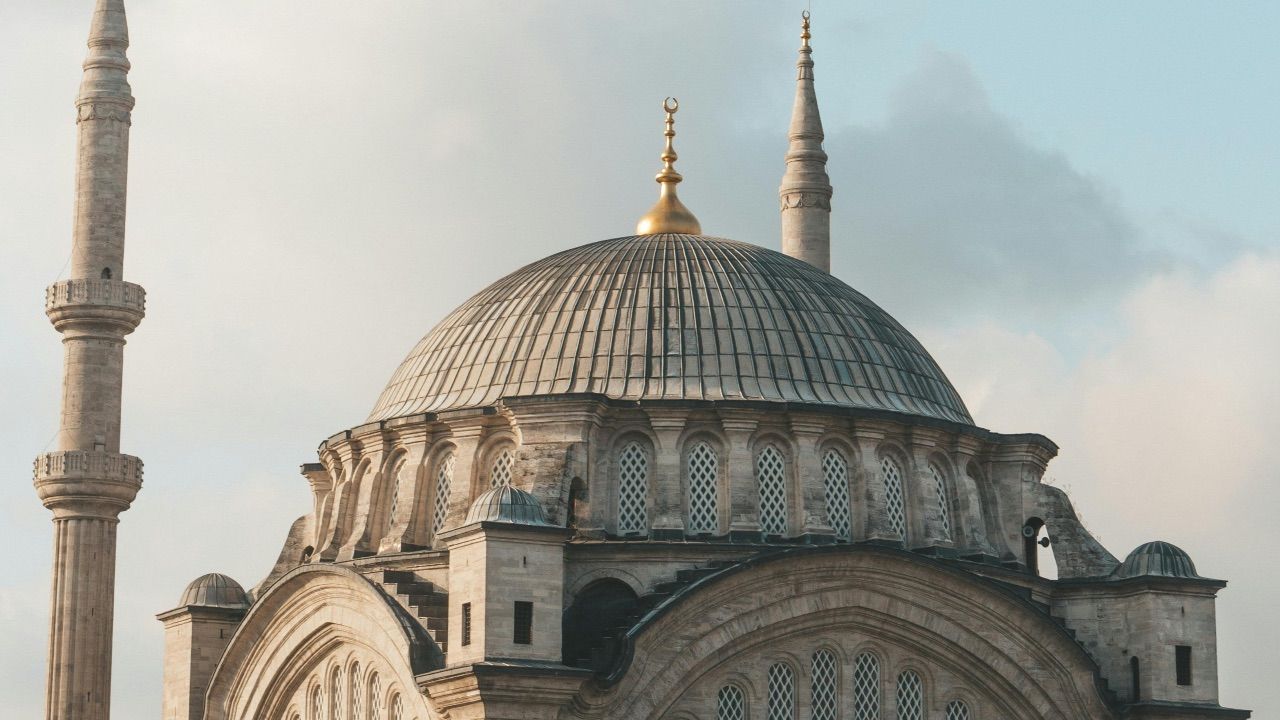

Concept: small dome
[[464, 485, 553, 527], [179, 573, 251, 609], [1114, 541, 1202, 580]]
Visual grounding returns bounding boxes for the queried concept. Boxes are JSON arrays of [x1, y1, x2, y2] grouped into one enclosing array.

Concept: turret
[[33, 1, 145, 718], [779, 11, 833, 272]]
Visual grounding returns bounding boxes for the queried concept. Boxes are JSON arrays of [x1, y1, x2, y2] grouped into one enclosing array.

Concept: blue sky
[[1, 1, 1277, 716]]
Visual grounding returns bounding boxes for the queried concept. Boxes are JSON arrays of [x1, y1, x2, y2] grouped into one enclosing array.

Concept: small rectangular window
[[514, 601, 533, 645], [461, 602, 472, 647], [1175, 645, 1192, 685]]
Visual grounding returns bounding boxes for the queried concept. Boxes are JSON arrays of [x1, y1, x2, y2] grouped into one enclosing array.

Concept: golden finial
[[801, 9, 811, 49], [636, 97, 702, 235]]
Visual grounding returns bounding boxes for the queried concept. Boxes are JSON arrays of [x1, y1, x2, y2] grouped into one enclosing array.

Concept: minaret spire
[[636, 97, 702, 235], [779, 10, 833, 272], [35, 0, 145, 717]]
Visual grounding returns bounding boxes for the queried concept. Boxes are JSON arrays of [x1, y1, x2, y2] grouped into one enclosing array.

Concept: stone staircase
[[378, 570, 449, 658], [568, 560, 736, 672]]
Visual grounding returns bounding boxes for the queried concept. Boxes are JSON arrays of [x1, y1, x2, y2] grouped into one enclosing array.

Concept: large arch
[[204, 564, 439, 720], [565, 545, 1115, 720]]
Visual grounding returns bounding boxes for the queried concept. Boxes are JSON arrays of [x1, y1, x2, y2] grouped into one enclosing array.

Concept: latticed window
[[757, 445, 788, 536], [767, 663, 796, 720], [311, 685, 324, 720], [348, 663, 363, 720], [811, 649, 838, 720], [852, 653, 881, 720], [388, 694, 403, 720], [881, 457, 907, 539], [897, 671, 923, 720], [432, 453, 455, 536], [717, 685, 746, 720], [822, 449, 852, 541], [945, 700, 971, 720], [929, 463, 952, 541], [329, 666, 343, 720], [386, 460, 404, 531], [367, 673, 383, 720], [490, 447, 514, 488], [617, 442, 649, 535], [688, 442, 719, 533]]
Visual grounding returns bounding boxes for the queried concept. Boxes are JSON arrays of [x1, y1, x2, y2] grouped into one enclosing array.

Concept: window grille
[[329, 667, 343, 720], [490, 447, 514, 488], [368, 673, 383, 720], [688, 442, 719, 533], [349, 663, 363, 720], [514, 601, 533, 644], [386, 460, 404, 532], [766, 663, 796, 720], [717, 685, 745, 720], [311, 685, 324, 720], [432, 453, 454, 537], [757, 445, 788, 536], [822, 450, 852, 541], [461, 603, 472, 646], [389, 694, 403, 720], [945, 700, 971, 720], [852, 653, 881, 720], [929, 463, 952, 541], [881, 457, 907, 539], [811, 650, 838, 720], [617, 442, 649, 535], [896, 671, 923, 720]]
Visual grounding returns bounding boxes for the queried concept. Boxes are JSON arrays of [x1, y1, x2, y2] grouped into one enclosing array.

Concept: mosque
[[33, 2, 1252, 719]]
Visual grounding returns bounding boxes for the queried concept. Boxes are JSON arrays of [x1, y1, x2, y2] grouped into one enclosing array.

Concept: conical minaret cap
[[636, 97, 702, 235], [79, 0, 134, 108], [779, 11, 832, 272]]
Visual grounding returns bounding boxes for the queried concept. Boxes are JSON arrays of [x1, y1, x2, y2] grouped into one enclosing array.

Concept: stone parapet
[[45, 278, 146, 331], [33, 450, 143, 517]]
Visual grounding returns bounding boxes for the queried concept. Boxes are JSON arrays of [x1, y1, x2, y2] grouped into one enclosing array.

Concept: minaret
[[33, 1, 144, 718], [779, 11, 833, 272]]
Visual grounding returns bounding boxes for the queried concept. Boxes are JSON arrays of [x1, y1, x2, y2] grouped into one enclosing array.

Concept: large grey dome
[[369, 234, 971, 424]]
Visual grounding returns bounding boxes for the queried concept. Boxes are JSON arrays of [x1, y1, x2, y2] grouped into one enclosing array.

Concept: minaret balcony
[[45, 278, 145, 332], [33, 450, 143, 516]]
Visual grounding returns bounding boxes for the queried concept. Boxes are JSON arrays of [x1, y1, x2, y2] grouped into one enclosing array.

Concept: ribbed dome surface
[[1114, 541, 1202, 580], [178, 573, 250, 609], [465, 486, 553, 527], [369, 235, 971, 424]]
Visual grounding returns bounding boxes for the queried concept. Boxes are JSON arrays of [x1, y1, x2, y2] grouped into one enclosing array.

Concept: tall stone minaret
[[33, 1, 144, 718], [779, 11, 833, 272]]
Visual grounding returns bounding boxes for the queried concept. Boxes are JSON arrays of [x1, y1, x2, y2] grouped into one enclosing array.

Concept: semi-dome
[[1113, 541, 1202, 580], [178, 573, 251, 609], [464, 485, 553, 527], [369, 234, 971, 424]]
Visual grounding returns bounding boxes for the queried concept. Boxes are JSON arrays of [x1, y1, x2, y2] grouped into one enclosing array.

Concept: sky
[[1, 0, 1277, 716]]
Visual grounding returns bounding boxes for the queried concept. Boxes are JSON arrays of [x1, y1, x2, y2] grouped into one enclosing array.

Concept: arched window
[[687, 441, 719, 533], [767, 663, 796, 720], [821, 449, 852, 541], [432, 452, 455, 537], [310, 684, 325, 720], [896, 671, 923, 720], [852, 653, 880, 720], [617, 441, 649, 535], [1130, 656, 1141, 701], [329, 666, 343, 720], [811, 649, 838, 720], [717, 685, 745, 720], [929, 463, 952, 542], [348, 663, 363, 720], [880, 457, 906, 539], [388, 693, 404, 720], [490, 447, 514, 488], [756, 445, 788, 536], [385, 457, 406, 535], [945, 700, 971, 720], [367, 672, 383, 720]]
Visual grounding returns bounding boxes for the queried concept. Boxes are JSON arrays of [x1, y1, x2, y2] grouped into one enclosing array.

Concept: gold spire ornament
[[636, 97, 702, 235]]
